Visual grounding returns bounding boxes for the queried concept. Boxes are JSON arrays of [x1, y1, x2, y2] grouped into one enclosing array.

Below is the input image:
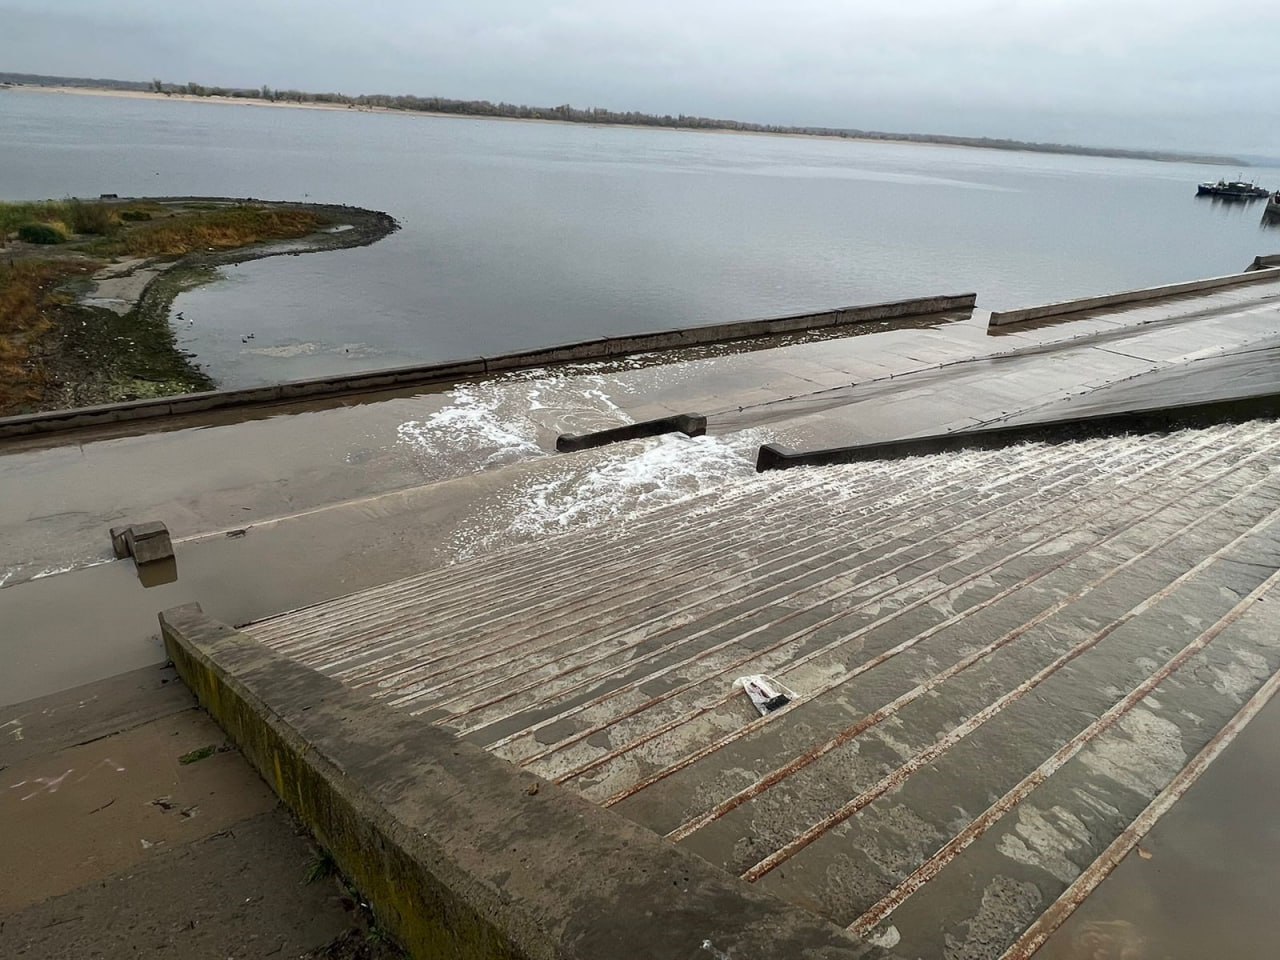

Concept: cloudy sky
[[4, 0, 1278, 156]]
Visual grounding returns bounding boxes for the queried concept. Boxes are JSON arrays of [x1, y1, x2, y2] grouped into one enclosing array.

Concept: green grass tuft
[[305, 849, 337, 884], [17, 222, 70, 244], [64, 198, 121, 235], [178, 744, 218, 765]]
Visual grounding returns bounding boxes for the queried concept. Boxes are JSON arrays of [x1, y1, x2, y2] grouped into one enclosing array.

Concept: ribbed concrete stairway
[[248, 420, 1280, 959]]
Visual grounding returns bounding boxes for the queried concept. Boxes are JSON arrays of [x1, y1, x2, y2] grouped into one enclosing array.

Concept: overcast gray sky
[[3, 0, 1278, 156]]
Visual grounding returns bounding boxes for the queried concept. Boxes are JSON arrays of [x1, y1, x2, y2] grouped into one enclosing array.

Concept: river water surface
[[3, 89, 1279, 388]]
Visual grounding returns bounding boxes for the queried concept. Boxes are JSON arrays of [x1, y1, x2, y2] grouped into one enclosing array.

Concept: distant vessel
[[1196, 177, 1270, 199]]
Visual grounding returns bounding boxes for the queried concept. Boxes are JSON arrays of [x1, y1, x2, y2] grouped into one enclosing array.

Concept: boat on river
[[1196, 178, 1270, 199]]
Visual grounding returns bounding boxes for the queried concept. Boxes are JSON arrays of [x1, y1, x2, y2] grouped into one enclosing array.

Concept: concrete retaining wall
[[0, 292, 974, 440], [756, 391, 1280, 470], [987, 267, 1280, 328], [158, 604, 877, 960]]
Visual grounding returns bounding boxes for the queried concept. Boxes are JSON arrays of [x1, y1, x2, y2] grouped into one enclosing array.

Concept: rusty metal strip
[[665, 470, 1278, 844], [997, 653, 1280, 960], [850, 564, 1280, 937], [738, 506, 1280, 883], [438, 431, 1226, 731], [266, 439, 1012, 665], [346, 459, 1011, 697], [412, 442, 1110, 722], [592, 435, 1278, 803], [254, 451, 927, 651], [498, 440, 1140, 762], [336, 438, 1083, 684]]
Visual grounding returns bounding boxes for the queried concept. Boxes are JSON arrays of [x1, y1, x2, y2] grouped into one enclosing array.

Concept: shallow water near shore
[[3, 88, 1279, 388]]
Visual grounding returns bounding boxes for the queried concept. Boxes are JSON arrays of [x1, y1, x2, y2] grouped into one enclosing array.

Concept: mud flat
[[0, 196, 397, 414]]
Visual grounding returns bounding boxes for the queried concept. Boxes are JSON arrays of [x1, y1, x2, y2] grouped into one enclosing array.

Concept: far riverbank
[[2, 82, 1244, 167]]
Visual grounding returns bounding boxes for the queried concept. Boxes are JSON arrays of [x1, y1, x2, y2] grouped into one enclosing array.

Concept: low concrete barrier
[[756, 391, 1280, 470], [0, 292, 974, 440], [988, 267, 1280, 328], [159, 604, 875, 960], [1246, 253, 1280, 272], [556, 413, 706, 452]]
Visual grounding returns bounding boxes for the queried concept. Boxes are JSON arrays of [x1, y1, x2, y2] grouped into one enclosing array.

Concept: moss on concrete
[[159, 604, 883, 960]]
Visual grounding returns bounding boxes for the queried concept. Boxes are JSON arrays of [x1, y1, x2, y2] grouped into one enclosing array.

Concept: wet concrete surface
[[1034, 693, 1280, 960], [3, 276, 1278, 593], [243, 419, 1280, 958], [0, 667, 395, 958], [5, 276, 1280, 958]]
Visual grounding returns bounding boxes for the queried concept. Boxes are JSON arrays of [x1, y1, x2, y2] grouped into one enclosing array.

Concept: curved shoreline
[[4, 197, 398, 414]]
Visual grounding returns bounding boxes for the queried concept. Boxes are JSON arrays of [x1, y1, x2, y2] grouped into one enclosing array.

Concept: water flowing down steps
[[246, 420, 1280, 959]]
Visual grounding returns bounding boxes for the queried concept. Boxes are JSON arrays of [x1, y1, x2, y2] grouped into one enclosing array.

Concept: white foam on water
[[445, 429, 769, 560], [2, 555, 113, 589], [397, 381, 542, 471], [394, 371, 640, 481], [29, 562, 81, 581], [511, 430, 767, 536]]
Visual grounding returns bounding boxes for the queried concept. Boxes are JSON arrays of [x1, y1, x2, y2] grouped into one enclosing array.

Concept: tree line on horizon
[[0, 71, 1246, 166]]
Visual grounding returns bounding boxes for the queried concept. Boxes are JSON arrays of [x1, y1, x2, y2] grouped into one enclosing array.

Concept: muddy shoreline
[[9, 198, 398, 413]]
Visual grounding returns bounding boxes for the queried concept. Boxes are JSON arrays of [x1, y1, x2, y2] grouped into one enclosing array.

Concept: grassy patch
[[1, 199, 122, 240], [65, 198, 121, 235], [178, 743, 218, 765], [305, 849, 337, 884], [0, 259, 96, 409], [103, 206, 326, 258], [0, 196, 378, 416], [16, 222, 70, 244]]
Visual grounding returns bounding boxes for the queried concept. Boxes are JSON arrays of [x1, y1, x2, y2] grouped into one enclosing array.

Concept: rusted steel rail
[[850, 566, 1280, 937], [664, 468, 1279, 845], [998, 649, 1280, 959], [738, 508, 1280, 883]]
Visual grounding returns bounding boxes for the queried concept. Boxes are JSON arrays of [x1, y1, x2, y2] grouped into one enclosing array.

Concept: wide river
[[4, 89, 1279, 388]]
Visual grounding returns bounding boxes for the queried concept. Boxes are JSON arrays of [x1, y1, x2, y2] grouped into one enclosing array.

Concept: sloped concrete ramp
[[241, 418, 1280, 958]]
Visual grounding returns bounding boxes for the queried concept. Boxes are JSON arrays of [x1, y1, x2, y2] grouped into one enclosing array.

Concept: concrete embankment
[[988, 267, 1280, 327], [159, 604, 878, 960], [0, 292, 973, 440], [756, 389, 1280, 470]]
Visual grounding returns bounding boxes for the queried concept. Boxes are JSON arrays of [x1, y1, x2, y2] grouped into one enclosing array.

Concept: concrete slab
[[6, 273, 1280, 960], [0, 669, 389, 959], [160, 605, 882, 960], [6, 273, 1279, 596], [2, 812, 356, 959], [0, 708, 275, 912], [234, 420, 1280, 959], [1033, 691, 1280, 960]]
